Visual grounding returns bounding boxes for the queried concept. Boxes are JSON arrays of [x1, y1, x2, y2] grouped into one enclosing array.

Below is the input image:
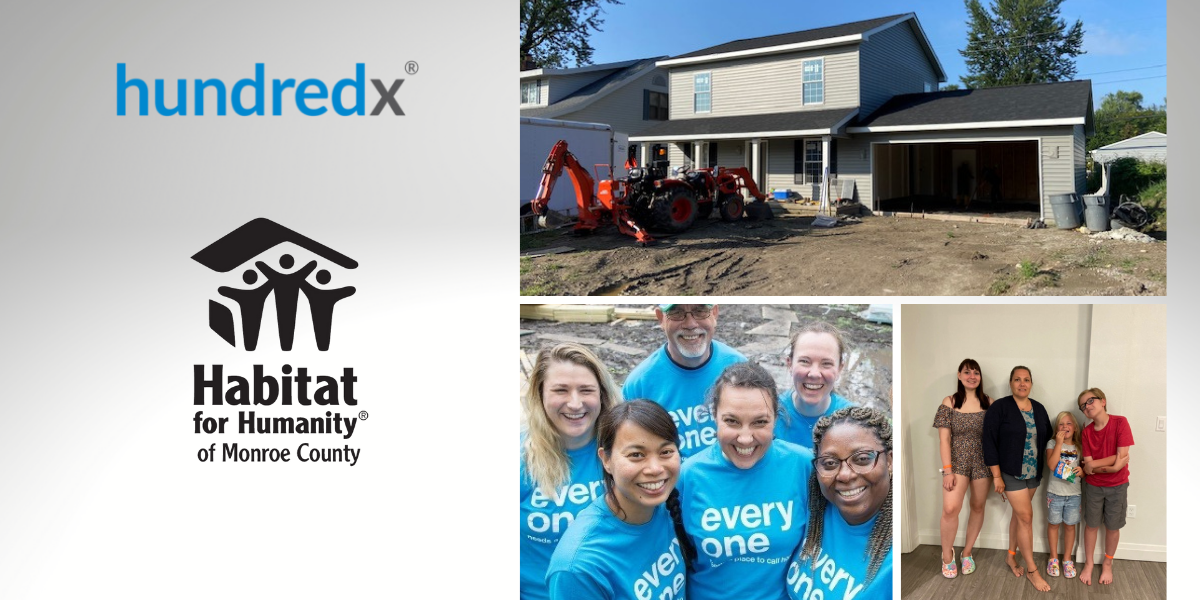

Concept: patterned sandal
[[1047, 558, 1061, 577], [1063, 560, 1076, 579], [961, 554, 976, 575], [941, 550, 958, 579]]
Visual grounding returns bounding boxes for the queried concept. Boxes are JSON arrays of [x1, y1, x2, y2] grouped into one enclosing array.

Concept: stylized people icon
[[300, 269, 356, 351], [255, 254, 317, 351], [217, 268, 275, 350]]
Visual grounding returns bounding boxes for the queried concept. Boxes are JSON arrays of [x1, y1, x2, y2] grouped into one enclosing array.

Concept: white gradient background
[[0, 0, 513, 597]]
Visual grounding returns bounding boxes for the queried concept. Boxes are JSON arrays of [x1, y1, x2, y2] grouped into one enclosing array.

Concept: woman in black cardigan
[[981, 365, 1053, 592]]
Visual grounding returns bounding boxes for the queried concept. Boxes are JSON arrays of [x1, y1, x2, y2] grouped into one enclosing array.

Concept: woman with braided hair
[[786, 407, 893, 600], [678, 361, 813, 600], [546, 399, 695, 600]]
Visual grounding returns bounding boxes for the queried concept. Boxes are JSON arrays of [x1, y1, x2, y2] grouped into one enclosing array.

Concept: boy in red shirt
[[1077, 387, 1134, 586]]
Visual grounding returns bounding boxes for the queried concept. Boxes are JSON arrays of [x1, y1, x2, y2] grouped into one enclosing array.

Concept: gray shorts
[[1001, 471, 1042, 491], [1083, 481, 1129, 530]]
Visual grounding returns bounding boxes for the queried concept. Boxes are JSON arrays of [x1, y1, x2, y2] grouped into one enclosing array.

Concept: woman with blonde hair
[[521, 343, 623, 600]]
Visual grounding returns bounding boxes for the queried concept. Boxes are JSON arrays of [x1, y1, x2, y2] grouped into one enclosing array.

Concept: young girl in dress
[[1045, 411, 1084, 579]]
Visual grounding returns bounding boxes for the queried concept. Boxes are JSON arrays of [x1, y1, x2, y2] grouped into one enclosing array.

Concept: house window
[[521, 80, 540, 104], [802, 59, 823, 105], [645, 91, 668, 120], [804, 140, 823, 183], [694, 73, 711, 113]]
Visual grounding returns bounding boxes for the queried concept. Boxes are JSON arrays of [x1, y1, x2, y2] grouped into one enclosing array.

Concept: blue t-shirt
[[678, 440, 813, 600], [546, 498, 686, 600], [521, 439, 606, 600], [774, 391, 852, 449], [622, 340, 747, 459], [786, 504, 893, 600]]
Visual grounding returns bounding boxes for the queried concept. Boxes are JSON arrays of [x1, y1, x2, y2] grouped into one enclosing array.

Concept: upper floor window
[[694, 73, 711, 113], [521, 80, 540, 104], [802, 59, 823, 105], [645, 91, 668, 120]]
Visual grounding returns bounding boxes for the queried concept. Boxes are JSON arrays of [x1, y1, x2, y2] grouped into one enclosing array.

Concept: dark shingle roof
[[520, 58, 665, 118], [631, 108, 858, 139], [671, 14, 910, 60], [853, 80, 1093, 128]]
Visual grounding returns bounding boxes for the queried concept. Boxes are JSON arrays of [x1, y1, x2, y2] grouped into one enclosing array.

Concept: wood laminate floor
[[901, 545, 1166, 600]]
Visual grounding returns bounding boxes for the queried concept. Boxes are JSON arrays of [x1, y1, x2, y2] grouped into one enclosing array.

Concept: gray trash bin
[[1083, 195, 1110, 232], [1049, 193, 1082, 229]]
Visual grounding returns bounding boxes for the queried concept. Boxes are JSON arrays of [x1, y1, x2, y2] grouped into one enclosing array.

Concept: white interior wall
[[900, 304, 1166, 562]]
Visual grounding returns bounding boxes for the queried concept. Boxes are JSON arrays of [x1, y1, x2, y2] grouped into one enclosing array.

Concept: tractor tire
[[652, 188, 698, 232], [719, 193, 744, 222], [697, 200, 714, 220]]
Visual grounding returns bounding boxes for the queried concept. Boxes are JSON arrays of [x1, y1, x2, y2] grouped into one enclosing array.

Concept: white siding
[[668, 46, 859, 119], [859, 21, 939, 116]]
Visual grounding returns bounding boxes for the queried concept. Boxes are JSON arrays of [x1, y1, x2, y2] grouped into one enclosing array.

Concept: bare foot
[[1080, 563, 1093, 586], [1006, 553, 1023, 577], [1100, 562, 1114, 585], [1027, 569, 1051, 592]]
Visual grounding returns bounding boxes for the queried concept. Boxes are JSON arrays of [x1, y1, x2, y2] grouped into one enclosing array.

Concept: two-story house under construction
[[628, 13, 1094, 224]]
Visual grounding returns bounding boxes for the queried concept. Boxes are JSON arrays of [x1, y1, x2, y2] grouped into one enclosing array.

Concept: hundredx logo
[[191, 218, 358, 351]]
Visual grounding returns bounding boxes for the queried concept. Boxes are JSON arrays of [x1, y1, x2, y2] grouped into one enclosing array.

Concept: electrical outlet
[[1157, 416, 1166, 432], [1127, 505, 1136, 519]]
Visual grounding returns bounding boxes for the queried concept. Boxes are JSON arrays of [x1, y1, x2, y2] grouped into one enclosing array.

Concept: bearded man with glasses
[[622, 304, 746, 459]]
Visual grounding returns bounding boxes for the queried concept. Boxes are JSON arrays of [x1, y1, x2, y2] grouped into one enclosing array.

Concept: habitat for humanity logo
[[191, 218, 357, 351]]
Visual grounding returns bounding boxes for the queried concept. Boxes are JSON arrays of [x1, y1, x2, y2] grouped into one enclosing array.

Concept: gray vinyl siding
[[668, 45, 859, 119], [859, 21, 939, 116], [1074, 124, 1087, 193], [765, 142, 796, 193], [557, 71, 669, 136], [835, 137, 871, 203]]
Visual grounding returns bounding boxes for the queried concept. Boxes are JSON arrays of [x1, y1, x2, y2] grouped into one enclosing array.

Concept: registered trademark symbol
[[359, 411, 369, 420], [405, 61, 419, 75]]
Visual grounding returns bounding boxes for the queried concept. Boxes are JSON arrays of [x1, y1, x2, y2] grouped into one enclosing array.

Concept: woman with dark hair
[[932, 358, 992, 578], [679, 361, 813, 600], [546, 399, 695, 600], [982, 366, 1053, 592], [787, 407, 893, 600], [520, 344, 623, 600]]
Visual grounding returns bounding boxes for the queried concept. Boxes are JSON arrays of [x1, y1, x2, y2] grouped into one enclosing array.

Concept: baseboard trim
[[916, 529, 1165, 563]]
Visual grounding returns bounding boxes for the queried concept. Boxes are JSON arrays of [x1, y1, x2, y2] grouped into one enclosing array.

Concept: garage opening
[[873, 140, 1040, 217]]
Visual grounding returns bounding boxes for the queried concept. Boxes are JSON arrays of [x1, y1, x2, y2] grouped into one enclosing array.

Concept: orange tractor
[[528, 140, 770, 245]]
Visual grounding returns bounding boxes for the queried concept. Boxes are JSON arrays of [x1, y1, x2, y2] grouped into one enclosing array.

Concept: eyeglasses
[[664, 308, 712, 321], [813, 449, 885, 477], [1079, 396, 1101, 410]]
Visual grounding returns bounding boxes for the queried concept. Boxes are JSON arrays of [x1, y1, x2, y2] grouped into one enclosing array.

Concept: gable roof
[[1092, 131, 1166, 163], [520, 58, 644, 80], [520, 57, 666, 119], [630, 107, 859, 141], [657, 13, 945, 81], [849, 80, 1094, 133]]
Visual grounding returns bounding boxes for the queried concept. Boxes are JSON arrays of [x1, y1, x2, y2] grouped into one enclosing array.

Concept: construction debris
[[520, 304, 657, 323]]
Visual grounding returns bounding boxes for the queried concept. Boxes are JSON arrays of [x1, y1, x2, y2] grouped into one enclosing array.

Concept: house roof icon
[[191, 217, 358, 272]]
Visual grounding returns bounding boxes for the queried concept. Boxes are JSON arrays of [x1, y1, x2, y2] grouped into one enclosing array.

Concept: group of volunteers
[[520, 304, 893, 600], [934, 360, 1134, 592]]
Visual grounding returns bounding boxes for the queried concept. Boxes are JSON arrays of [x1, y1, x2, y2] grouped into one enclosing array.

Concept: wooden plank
[[613, 306, 657, 320], [537, 333, 606, 346], [521, 245, 575, 258]]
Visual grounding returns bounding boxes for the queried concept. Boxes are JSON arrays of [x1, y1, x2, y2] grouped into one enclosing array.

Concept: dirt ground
[[519, 303, 893, 414], [519, 212, 1166, 296]]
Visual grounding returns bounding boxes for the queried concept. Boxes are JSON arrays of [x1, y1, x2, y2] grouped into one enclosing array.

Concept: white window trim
[[802, 137, 824, 184], [802, 57, 824, 106], [694, 72, 712, 114], [520, 79, 541, 106]]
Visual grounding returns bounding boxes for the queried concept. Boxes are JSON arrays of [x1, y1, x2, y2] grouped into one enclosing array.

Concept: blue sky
[[586, 0, 1167, 108]]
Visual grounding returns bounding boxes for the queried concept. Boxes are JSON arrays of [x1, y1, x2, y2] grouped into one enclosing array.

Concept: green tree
[[959, 0, 1084, 88], [521, 0, 623, 69], [1088, 90, 1167, 151]]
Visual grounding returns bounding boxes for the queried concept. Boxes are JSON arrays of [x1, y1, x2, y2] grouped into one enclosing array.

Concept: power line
[[1078, 64, 1166, 77], [1091, 75, 1167, 85]]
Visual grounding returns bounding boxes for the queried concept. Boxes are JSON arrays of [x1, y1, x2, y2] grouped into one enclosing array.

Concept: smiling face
[[656, 304, 718, 366], [816, 422, 891, 526], [958, 365, 981, 392], [541, 360, 602, 450], [788, 332, 843, 413], [1078, 391, 1106, 421], [1010, 368, 1032, 400], [715, 385, 777, 469], [1057, 415, 1076, 438], [600, 421, 681, 524]]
